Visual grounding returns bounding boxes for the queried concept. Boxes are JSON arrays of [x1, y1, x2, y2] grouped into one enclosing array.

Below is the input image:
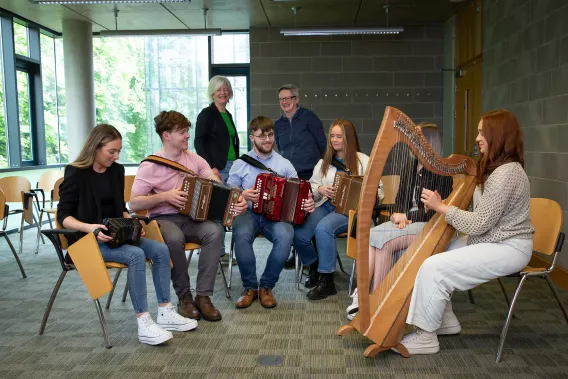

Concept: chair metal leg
[[336, 252, 347, 275], [35, 211, 44, 254], [47, 213, 53, 229], [105, 269, 123, 310], [467, 289, 475, 304], [496, 275, 527, 363], [219, 261, 231, 298], [228, 235, 235, 290], [121, 277, 129, 303], [39, 271, 67, 335], [94, 299, 112, 349], [4, 234, 26, 278], [188, 249, 194, 265], [544, 275, 568, 324], [294, 249, 301, 290], [498, 277, 511, 308], [348, 260, 356, 296], [19, 214, 25, 255], [33, 212, 45, 245]]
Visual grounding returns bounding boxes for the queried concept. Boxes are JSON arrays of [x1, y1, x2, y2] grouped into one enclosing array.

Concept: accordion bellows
[[102, 217, 143, 248], [179, 177, 241, 227], [253, 174, 310, 225]]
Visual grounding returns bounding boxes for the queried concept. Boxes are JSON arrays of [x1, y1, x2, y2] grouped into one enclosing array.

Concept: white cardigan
[[309, 152, 384, 208]]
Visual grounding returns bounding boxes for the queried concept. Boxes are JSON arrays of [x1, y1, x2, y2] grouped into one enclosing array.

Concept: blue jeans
[[98, 238, 171, 314], [218, 160, 234, 255], [232, 209, 294, 290], [293, 200, 348, 273]]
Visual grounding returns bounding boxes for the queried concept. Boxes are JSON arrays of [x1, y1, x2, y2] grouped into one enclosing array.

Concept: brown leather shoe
[[195, 295, 222, 322], [236, 289, 258, 309], [259, 288, 277, 308], [177, 290, 201, 320]]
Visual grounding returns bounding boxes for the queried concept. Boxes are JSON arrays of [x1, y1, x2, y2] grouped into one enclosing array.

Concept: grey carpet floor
[[1, 228, 568, 379]]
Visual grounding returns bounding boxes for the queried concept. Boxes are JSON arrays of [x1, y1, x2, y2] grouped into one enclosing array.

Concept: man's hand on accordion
[[242, 187, 260, 203], [90, 224, 114, 243], [162, 188, 188, 209], [233, 195, 248, 215], [304, 192, 315, 213]]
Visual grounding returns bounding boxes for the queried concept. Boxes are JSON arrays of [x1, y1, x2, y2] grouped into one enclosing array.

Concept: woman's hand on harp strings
[[420, 189, 449, 215], [390, 213, 412, 229], [162, 188, 188, 209], [242, 186, 260, 203], [318, 185, 335, 199], [233, 195, 248, 215]]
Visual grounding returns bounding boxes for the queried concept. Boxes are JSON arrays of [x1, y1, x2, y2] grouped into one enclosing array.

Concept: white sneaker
[[346, 288, 359, 321], [137, 313, 173, 346], [437, 301, 461, 335], [398, 328, 440, 355], [157, 303, 198, 332]]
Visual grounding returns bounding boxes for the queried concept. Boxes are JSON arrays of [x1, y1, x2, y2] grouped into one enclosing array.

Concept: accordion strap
[[331, 158, 352, 175], [238, 154, 278, 175], [142, 155, 198, 176]]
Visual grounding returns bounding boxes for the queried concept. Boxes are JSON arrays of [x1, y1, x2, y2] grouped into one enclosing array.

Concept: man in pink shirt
[[130, 111, 246, 322]]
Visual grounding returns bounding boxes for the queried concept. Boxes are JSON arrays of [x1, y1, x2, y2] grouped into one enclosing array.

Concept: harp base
[[363, 343, 410, 358], [336, 324, 356, 336]]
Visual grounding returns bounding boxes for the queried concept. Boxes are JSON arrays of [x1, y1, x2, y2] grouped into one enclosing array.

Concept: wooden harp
[[337, 106, 477, 358]]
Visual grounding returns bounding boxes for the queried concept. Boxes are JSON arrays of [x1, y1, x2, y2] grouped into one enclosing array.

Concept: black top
[[57, 162, 127, 243], [194, 102, 240, 170], [393, 159, 453, 223]]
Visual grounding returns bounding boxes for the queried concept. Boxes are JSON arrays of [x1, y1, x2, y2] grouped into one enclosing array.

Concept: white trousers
[[406, 235, 533, 332]]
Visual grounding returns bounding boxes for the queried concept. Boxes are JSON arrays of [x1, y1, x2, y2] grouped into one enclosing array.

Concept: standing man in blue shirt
[[274, 84, 327, 180], [228, 116, 315, 309]]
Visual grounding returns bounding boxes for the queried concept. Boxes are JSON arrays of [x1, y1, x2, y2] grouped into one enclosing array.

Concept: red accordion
[[252, 173, 310, 225]]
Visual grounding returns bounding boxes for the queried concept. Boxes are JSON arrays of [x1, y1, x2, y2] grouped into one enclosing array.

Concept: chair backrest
[[381, 175, 400, 205], [37, 170, 64, 193], [0, 176, 32, 203], [124, 175, 136, 203], [0, 188, 6, 221], [54, 212, 70, 250], [52, 177, 65, 202], [530, 198, 563, 256]]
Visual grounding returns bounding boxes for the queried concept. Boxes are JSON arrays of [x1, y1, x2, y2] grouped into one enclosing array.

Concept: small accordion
[[252, 173, 310, 225], [101, 217, 143, 248], [330, 172, 364, 216], [178, 176, 241, 227]]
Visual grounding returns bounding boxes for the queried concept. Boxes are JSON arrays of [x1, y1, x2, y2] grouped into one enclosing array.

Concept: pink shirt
[[131, 150, 214, 216]]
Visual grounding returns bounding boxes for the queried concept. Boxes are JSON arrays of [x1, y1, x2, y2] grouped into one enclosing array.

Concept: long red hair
[[476, 109, 524, 189]]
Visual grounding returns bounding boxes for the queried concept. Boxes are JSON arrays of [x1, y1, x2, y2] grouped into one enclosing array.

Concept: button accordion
[[178, 176, 241, 227], [101, 217, 143, 248], [330, 171, 364, 216], [252, 173, 310, 225]]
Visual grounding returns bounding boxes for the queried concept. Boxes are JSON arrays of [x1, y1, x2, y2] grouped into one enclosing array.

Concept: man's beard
[[254, 139, 273, 154]]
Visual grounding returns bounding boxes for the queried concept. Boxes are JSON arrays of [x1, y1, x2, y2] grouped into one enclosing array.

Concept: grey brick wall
[[250, 26, 445, 155], [483, 0, 568, 266]]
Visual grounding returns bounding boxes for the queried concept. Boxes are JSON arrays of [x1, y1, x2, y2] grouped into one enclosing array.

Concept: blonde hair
[[208, 75, 233, 101], [320, 119, 361, 177], [71, 124, 122, 169]]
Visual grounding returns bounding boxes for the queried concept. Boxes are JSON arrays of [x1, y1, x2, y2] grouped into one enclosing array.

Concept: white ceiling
[[0, 0, 464, 34]]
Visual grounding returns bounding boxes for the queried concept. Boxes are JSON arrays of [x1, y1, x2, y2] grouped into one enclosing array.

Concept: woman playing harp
[[347, 123, 452, 320], [399, 109, 534, 355]]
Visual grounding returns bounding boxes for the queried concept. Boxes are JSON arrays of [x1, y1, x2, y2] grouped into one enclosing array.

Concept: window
[[40, 34, 67, 164], [0, 27, 7, 168], [93, 35, 209, 163], [212, 33, 250, 64], [16, 70, 33, 162], [13, 21, 29, 57]]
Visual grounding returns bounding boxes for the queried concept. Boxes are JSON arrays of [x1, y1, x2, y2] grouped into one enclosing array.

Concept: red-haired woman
[[400, 110, 534, 356]]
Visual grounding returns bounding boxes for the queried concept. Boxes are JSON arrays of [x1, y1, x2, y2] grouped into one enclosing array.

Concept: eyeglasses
[[278, 95, 297, 103], [252, 132, 275, 140]]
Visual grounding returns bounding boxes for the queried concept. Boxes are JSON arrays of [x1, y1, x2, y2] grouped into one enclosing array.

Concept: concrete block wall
[[250, 27, 445, 155], [483, 0, 568, 266]]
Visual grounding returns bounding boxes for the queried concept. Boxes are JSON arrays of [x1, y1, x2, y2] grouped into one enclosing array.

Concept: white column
[[62, 19, 95, 162]]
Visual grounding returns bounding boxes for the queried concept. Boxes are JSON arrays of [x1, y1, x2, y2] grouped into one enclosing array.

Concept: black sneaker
[[306, 273, 337, 300]]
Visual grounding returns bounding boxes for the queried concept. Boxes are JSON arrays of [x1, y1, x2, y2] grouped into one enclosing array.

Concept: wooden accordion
[[330, 172, 364, 216], [178, 177, 241, 227], [336, 106, 477, 358], [101, 217, 143, 248], [252, 173, 310, 225]]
